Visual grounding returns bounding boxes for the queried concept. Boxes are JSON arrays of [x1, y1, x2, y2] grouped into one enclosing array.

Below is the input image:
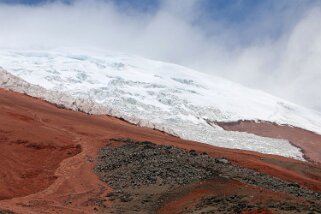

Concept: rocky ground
[[1, 89, 321, 214], [95, 138, 321, 214]]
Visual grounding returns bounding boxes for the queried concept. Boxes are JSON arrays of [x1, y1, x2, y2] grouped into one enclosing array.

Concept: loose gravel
[[95, 138, 321, 214]]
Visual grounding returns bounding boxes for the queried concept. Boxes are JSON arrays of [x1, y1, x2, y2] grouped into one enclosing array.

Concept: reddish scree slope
[[0, 88, 321, 213]]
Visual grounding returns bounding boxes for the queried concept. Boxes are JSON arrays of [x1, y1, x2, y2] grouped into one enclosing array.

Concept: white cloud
[[0, 0, 321, 111], [216, 7, 321, 111]]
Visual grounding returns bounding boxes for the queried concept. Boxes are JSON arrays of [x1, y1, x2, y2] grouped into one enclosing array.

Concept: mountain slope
[[1, 47, 321, 160], [0, 88, 320, 214]]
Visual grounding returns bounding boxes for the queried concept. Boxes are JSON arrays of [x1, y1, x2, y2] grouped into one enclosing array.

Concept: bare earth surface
[[0, 88, 321, 214]]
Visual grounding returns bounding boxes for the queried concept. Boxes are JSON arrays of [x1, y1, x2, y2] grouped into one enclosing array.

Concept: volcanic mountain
[[1, 48, 321, 161], [0, 48, 321, 214], [0, 87, 320, 214]]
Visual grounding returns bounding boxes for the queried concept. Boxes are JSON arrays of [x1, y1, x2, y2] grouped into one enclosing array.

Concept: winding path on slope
[[0, 89, 321, 213]]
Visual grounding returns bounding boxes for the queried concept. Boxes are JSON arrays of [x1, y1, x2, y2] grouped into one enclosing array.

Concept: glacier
[[1, 47, 321, 160]]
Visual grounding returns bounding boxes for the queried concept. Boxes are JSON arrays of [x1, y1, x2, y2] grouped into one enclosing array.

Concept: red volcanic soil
[[216, 120, 321, 164], [157, 178, 305, 214], [0, 88, 321, 213]]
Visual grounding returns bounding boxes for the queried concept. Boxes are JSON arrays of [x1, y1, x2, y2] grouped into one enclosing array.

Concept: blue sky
[[1, 0, 316, 45], [0, 0, 314, 24], [0, 0, 308, 19]]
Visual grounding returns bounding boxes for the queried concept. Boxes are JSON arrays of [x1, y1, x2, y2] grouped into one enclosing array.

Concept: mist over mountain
[[0, 0, 321, 111]]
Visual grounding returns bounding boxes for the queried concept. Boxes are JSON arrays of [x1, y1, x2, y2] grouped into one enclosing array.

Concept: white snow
[[1, 47, 321, 160]]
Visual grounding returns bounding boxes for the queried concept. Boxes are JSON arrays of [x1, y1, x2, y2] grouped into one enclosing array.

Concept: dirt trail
[[0, 89, 321, 213]]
